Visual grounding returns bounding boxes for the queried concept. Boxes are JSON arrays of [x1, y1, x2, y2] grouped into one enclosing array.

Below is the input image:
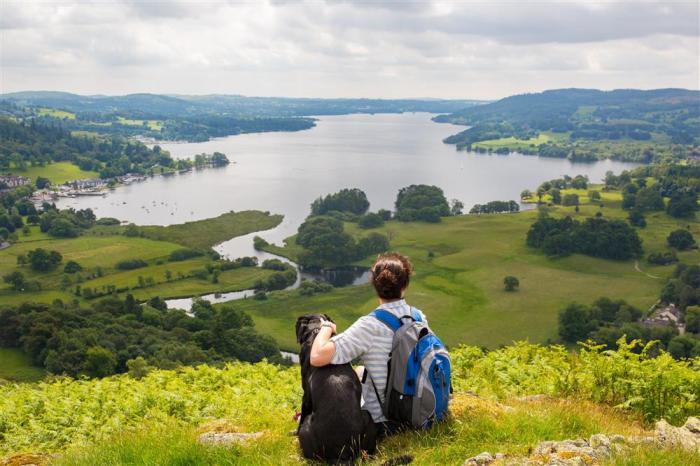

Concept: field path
[[634, 260, 662, 279]]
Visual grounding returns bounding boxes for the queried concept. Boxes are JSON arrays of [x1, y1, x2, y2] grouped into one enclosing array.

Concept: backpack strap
[[370, 309, 402, 332]]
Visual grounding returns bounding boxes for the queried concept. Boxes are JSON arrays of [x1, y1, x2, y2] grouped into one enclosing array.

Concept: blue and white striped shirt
[[330, 299, 427, 423]]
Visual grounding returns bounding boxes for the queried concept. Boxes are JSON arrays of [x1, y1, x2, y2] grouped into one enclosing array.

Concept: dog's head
[[296, 313, 334, 346]]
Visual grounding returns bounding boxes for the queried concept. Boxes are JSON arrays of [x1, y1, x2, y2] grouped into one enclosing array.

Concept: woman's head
[[371, 252, 413, 300]]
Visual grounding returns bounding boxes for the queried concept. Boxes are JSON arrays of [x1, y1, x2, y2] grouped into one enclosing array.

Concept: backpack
[[369, 307, 451, 429]]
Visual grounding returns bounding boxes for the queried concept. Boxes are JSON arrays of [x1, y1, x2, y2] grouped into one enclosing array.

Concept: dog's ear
[[323, 313, 334, 323], [295, 316, 306, 344]]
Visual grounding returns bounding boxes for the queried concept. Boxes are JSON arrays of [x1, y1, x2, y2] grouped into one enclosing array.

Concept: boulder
[[655, 418, 700, 453], [197, 431, 263, 446], [463, 451, 494, 465]]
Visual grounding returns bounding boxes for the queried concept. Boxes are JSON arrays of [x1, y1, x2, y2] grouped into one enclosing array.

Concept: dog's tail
[[380, 455, 413, 466]]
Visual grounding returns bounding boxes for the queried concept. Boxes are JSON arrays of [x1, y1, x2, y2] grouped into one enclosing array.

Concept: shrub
[[95, 217, 121, 226], [298, 279, 333, 296], [562, 193, 579, 206], [395, 184, 450, 223], [168, 248, 204, 262], [27, 248, 62, 271], [358, 212, 384, 229], [503, 276, 519, 292], [64, 260, 83, 274], [647, 251, 678, 266], [667, 229, 696, 250], [253, 236, 269, 250], [115, 259, 148, 270], [310, 188, 369, 216]]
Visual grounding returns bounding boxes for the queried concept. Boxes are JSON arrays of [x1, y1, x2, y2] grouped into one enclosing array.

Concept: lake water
[[57, 112, 638, 259]]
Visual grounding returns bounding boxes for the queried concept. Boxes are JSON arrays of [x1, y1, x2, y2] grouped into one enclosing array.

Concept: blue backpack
[[369, 307, 451, 429]]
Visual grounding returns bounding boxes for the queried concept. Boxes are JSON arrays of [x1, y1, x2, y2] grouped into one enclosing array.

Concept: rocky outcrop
[[197, 431, 263, 445], [463, 417, 700, 466]]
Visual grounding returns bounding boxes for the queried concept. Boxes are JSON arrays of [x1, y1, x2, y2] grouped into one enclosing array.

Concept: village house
[[0, 175, 31, 188], [641, 304, 685, 334]]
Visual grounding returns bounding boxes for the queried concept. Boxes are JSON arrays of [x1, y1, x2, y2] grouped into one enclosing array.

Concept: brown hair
[[371, 252, 413, 300]]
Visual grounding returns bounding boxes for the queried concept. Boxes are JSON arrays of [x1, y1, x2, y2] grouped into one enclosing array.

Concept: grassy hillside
[[0, 342, 697, 465], [8, 161, 99, 184], [0, 348, 44, 382], [137, 210, 283, 250], [0, 211, 284, 305], [246, 187, 698, 351]]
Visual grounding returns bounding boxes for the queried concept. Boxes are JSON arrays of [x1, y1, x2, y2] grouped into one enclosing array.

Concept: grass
[[138, 210, 284, 250], [0, 348, 45, 382], [3, 162, 98, 184], [246, 186, 699, 351], [472, 132, 566, 151], [116, 116, 164, 131], [50, 397, 669, 466], [36, 108, 75, 120], [108, 266, 275, 301]]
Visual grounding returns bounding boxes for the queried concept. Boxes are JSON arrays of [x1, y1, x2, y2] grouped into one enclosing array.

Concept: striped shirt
[[330, 299, 427, 423]]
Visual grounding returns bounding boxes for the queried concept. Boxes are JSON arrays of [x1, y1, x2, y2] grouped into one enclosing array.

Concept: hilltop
[[0, 341, 698, 465], [434, 88, 700, 162]]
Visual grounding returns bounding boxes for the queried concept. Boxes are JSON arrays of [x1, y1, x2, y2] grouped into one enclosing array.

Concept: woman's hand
[[310, 320, 337, 367]]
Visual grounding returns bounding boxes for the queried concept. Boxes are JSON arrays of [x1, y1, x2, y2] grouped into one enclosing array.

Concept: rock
[[197, 431, 263, 445], [609, 434, 626, 444], [517, 394, 551, 402], [684, 417, 700, 434], [494, 452, 505, 460], [589, 433, 610, 449], [463, 451, 494, 465], [655, 418, 700, 453], [533, 440, 557, 455]]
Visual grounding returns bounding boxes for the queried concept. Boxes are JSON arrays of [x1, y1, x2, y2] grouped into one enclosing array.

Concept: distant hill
[[0, 91, 482, 119], [435, 88, 700, 162]]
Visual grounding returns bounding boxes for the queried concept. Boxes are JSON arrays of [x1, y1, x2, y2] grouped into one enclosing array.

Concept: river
[[56, 113, 638, 307]]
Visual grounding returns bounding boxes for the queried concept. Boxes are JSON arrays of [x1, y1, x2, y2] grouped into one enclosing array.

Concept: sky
[[1, 0, 698, 100]]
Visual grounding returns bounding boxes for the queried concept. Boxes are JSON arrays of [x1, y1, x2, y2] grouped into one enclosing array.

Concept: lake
[[57, 112, 638, 259]]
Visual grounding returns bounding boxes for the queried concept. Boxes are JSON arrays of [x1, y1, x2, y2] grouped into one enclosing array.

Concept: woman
[[310, 252, 427, 437]]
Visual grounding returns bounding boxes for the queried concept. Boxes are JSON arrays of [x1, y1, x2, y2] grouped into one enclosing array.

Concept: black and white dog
[[295, 313, 377, 464]]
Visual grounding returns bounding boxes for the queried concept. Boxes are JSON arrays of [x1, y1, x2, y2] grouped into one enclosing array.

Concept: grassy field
[[5, 161, 99, 184], [116, 116, 164, 131], [0, 348, 45, 382], [472, 132, 558, 150], [138, 210, 283, 250], [0, 210, 286, 305], [36, 107, 75, 119], [243, 187, 699, 351]]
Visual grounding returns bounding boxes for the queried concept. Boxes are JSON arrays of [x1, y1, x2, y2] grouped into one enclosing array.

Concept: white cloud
[[0, 0, 697, 99]]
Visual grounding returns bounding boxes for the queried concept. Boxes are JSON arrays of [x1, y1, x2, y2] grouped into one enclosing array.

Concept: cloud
[[0, 0, 697, 98]]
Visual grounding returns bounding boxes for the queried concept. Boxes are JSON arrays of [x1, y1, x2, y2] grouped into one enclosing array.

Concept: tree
[[64, 260, 83, 274], [450, 199, 464, 216], [358, 213, 384, 229], [126, 356, 152, 379], [82, 347, 117, 378], [668, 336, 697, 359], [588, 190, 601, 201], [27, 248, 62, 271], [667, 229, 695, 250], [3, 271, 26, 291], [35, 176, 50, 189], [520, 189, 532, 200], [558, 303, 594, 342], [685, 306, 700, 334], [503, 276, 519, 292], [395, 185, 450, 223], [634, 186, 664, 211], [628, 210, 646, 228], [562, 194, 579, 207], [311, 188, 369, 216], [124, 223, 140, 237], [667, 193, 698, 219], [549, 188, 561, 205]]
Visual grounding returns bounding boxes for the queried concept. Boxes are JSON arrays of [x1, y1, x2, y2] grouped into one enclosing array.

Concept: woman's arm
[[310, 321, 337, 367]]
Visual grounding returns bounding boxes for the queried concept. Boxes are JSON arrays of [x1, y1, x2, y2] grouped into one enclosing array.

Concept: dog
[[295, 313, 377, 464]]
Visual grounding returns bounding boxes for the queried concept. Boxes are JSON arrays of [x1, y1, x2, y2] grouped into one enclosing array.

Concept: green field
[[5, 161, 99, 184], [36, 107, 75, 120], [0, 210, 286, 305], [116, 116, 164, 131], [472, 132, 565, 151], [0, 348, 45, 382], [241, 189, 699, 351], [139, 210, 283, 250]]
